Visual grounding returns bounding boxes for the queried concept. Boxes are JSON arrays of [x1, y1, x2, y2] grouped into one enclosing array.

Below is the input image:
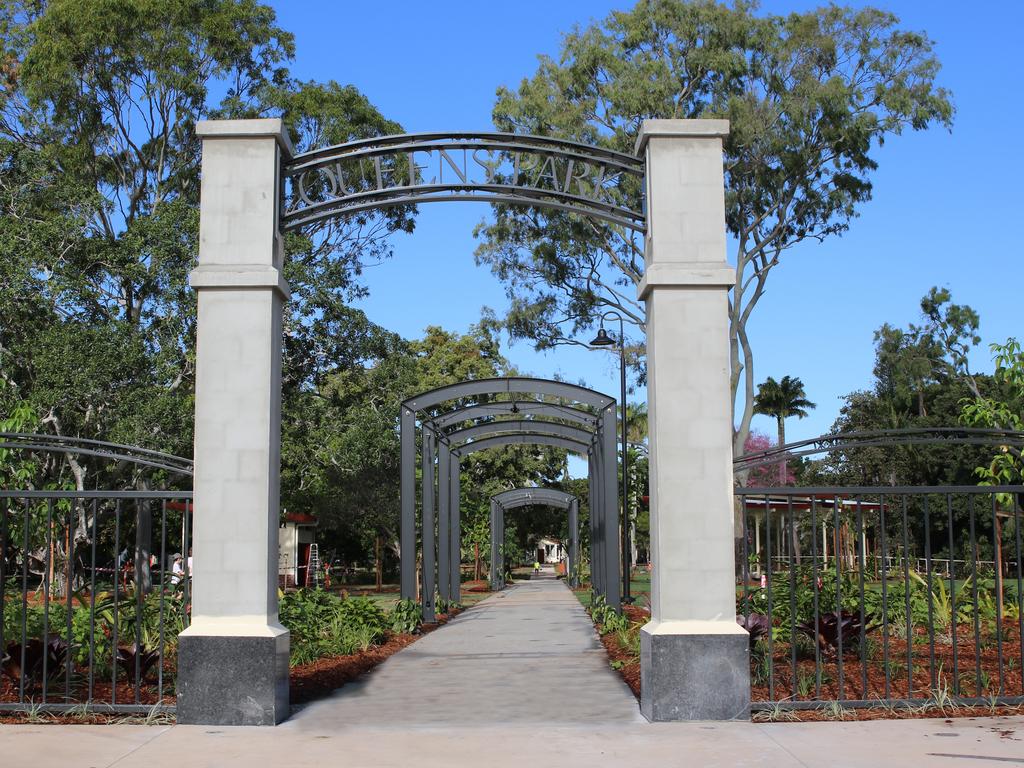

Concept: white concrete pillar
[[177, 119, 292, 726], [638, 119, 749, 721]]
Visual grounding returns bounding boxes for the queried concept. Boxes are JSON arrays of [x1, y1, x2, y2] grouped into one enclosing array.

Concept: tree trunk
[[474, 542, 481, 581]]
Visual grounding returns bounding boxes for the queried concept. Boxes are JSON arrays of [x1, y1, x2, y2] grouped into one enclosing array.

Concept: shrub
[[389, 599, 422, 635]]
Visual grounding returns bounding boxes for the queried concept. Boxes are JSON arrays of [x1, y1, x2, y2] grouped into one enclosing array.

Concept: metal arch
[[0, 432, 194, 477], [442, 419, 596, 450], [282, 132, 645, 234], [428, 401, 599, 431], [401, 377, 619, 615], [734, 427, 1024, 474], [451, 433, 591, 458], [403, 377, 615, 413], [282, 187, 644, 234], [493, 487, 575, 510], [490, 488, 580, 590], [285, 132, 645, 176]]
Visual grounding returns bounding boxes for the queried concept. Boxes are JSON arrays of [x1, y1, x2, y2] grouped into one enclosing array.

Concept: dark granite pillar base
[[177, 629, 289, 725], [640, 623, 750, 721]]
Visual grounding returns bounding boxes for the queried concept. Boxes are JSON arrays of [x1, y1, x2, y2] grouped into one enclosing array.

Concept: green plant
[[750, 645, 772, 686], [796, 611, 874, 654], [821, 699, 853, 721], [334, 597, 387, 641], [389, 599, 422, 635], [753, 702, 799, 722], [924, 677, 958, 715], [796, 669, 816, 698]]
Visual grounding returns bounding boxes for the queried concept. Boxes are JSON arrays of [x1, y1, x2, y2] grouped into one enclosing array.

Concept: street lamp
[[589, 311, 631, 604]]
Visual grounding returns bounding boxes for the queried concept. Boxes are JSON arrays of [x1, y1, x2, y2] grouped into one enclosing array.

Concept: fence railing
[[1, 490, 192, 714], [736, 485, 1024, 711]]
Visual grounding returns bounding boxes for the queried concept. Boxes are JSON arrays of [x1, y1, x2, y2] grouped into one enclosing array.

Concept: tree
[[0, 0, 417, 590], [873, 287, 982, 419], [743, 430, 794, 487], [753, 375, 815, 483], [474, 0, 953, 457], [961, 338, 1024, 488]]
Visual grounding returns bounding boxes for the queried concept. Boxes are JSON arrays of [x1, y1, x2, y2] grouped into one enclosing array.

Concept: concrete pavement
[[292, 576, 643, 727], [4, 713, 1023, 767]]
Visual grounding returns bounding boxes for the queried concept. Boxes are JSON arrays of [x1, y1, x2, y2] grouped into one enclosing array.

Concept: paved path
[[291, 576, 644, 728]]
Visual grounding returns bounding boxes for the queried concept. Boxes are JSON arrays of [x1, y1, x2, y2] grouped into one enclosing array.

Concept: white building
[[535, 537, 565, 565], [278, 511, 318, 588]]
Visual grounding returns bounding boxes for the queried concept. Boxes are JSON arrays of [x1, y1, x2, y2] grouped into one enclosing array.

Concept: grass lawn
[[330, 584, 493, 612]]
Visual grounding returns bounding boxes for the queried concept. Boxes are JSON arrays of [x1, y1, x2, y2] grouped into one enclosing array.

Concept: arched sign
[[281, 132, 645, 232]]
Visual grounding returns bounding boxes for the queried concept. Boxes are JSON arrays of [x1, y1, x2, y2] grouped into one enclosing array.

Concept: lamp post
[[590, 311, 631, 604]]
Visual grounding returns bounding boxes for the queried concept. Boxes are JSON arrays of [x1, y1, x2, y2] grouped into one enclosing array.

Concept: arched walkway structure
[[184, 118, 742, 725], [490, 488, 579, 590], [400, 379, 618, 622], [448, 430, 610, 605]]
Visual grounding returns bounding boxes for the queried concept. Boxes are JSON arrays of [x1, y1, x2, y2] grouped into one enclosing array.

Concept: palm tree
[[753, 375, 816, 484]]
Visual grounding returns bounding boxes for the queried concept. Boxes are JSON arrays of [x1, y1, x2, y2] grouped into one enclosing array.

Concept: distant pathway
[[288, 577, 643, 728]]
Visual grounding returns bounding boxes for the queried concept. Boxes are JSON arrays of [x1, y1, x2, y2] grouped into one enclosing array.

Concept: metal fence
[[736, 485, 1024, 711], [1, 490, 192, 714]]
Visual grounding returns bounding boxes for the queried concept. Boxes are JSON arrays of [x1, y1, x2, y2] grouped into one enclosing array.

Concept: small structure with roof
[[278, 511, 318, 588]]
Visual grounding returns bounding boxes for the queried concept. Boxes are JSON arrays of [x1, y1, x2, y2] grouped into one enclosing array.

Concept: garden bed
[[290, 605, 465, 704], [0, 603, 469, 724], [584, 593, 1024, 722]]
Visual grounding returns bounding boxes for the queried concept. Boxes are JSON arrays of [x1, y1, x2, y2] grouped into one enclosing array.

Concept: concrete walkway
[[292, 577, 644, 727], [3, 579, 1024, 767]]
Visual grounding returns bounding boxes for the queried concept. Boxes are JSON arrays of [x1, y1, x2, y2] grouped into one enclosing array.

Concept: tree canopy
[[474, 0, 954, 456]]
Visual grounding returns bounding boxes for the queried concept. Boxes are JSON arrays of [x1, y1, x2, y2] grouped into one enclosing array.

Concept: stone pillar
[[637, 119, 750, 721], [177, 119, 292, 726]]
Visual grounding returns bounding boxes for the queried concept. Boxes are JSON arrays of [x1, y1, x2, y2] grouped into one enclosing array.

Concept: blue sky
[[270, 0, 1021, 451]]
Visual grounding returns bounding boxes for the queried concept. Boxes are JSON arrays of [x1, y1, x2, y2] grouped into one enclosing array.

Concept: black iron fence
[[736, 485, 1024, 711], [1, 490, 192, 714]]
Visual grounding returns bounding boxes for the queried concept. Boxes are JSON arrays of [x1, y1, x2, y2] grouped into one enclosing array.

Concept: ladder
[[305, 543, 320, 588]]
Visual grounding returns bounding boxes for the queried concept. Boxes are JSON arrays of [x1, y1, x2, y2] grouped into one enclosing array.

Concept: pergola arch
[[441, 429, 615, 615], [490, 488, 580, 590], [402, 378, 619, 622], [403, 376, 614, 413], [429, 401, 599, 431], [493, 488, 575, 508], [443, 419, 596, 448]]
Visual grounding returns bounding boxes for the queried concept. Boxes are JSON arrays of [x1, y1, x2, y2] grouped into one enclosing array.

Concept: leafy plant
[[796, 669, 816, 698], [389, 599, 422, 635], [333, 597, 387, 641], [115, 643, 161, 684], [796, 611, 873, 655], [1, 637, 70, 685], [736, 612, 771, 645]]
